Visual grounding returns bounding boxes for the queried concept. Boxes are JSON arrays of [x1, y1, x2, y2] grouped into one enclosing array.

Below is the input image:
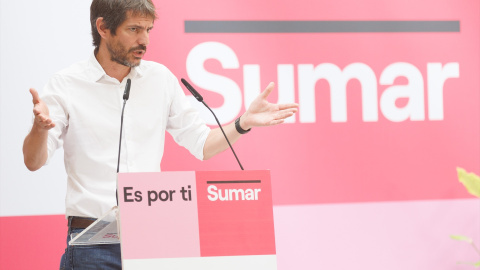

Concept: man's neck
[[95, 46, 131, 82]]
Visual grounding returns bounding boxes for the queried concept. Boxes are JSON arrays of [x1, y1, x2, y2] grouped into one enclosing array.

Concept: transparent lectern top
[[69, 206, 120, 246]]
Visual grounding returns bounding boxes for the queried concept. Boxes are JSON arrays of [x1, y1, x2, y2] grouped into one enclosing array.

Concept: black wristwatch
[[235, 116, 251, 134]]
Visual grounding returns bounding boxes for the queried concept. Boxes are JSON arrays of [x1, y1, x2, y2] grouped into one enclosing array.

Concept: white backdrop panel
[[0, 0, 92, 216]]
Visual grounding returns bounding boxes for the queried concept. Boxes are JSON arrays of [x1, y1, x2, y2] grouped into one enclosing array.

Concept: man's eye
[[129, 28, 137, 32]]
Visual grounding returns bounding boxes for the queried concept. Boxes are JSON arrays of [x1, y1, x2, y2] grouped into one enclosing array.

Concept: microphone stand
[[116, 79, 131, 205], [181, 78, 244, 170]]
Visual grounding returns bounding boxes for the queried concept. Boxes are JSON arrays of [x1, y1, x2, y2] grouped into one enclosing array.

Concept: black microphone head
[[123, 79, 131, 100], [181, 78, 203, 102]]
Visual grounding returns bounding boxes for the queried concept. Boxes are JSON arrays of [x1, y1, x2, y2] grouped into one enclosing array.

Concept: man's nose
[[138, 31, 150, 46]]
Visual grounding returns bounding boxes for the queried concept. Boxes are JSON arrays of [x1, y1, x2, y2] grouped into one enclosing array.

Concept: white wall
[[0, 1, 92, 216]]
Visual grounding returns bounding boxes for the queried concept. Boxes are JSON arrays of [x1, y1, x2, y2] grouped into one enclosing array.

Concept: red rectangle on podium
[[196, 170, 276, 256], [117, 170, 277, 269]]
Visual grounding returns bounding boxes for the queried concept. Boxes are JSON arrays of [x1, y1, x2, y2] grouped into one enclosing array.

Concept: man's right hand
[[30, 88, 55, 130], [23, 88, 53, 171]]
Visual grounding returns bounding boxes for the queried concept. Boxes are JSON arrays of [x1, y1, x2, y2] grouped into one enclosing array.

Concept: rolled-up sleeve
[[41, 75, 69, 164], [166, 78, 210, 160]]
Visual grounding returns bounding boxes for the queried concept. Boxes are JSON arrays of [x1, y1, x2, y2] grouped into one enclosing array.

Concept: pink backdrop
[[157, 0, 479, 204]]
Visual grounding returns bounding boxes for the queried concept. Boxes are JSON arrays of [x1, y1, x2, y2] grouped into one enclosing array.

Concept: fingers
[[275, 109, 296, 121], [37, 122, 55, 130], [30, 88, 55, 130], [269, 119, 285, 125], [34, 113, 55, 130], [273, 106, 298, 119], [278, 103, 299, 110], [259, 108, 297, 127], [30, 88, 40, 104], [260, 82, 275, 99], [33, 103, 44, 116]]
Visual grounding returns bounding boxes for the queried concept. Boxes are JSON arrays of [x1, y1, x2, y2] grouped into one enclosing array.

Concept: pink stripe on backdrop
[[0, 215, 66, 270], [1, 199, 479, 269], [274, 199, 480, 270]]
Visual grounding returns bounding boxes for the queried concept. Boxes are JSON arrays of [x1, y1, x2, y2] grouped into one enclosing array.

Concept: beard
[[106, 40, 147, 68]]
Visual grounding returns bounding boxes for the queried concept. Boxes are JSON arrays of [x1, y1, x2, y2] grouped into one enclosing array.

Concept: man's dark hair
[[90, 0, 157, 49]]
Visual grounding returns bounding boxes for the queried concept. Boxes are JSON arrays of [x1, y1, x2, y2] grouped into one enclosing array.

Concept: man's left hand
[[239, 82, 299, 130]]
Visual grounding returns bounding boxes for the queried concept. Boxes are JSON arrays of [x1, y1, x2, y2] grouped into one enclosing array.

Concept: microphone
[[181, 78, 203, 102], [181, 78, 244, 170], [123, 78, 131, 100], [116, 79, 132, 205]]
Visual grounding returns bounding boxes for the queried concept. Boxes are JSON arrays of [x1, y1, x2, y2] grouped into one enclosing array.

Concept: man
[[23, 0, 298, 269]]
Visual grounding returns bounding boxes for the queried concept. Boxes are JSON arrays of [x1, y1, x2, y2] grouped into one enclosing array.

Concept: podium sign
[[117, 170, 277, 269]]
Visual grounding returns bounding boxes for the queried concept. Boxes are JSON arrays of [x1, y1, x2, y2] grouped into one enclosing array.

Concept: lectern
[[71, 170, 277, 269]]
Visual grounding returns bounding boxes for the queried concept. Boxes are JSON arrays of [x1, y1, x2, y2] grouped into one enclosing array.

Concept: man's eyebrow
[[127, 24, 145, 29], [126, 24, 154, 30]]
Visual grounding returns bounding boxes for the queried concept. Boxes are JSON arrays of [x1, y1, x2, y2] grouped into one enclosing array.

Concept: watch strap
[[235, 116, 251, 134]]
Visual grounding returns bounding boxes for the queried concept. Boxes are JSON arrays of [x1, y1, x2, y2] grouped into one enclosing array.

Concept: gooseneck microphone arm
[[117, 78, 131, 173], [116, 78, 131, 205], [181, 78, 244, 170]]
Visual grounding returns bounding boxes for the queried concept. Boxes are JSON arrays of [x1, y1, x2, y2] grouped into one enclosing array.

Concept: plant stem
[[472, 242, 480, 256]]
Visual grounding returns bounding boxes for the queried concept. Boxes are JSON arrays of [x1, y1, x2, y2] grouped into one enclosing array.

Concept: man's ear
[[96, 17, 108, 38]]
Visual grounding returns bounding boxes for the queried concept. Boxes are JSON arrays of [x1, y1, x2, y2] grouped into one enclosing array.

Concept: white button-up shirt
[[42, 53, 210, 218]]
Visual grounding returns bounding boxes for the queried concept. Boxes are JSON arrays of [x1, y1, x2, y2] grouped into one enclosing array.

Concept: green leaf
[[474, 261, 480, 268], [457, 167, 480, 198], [450, 234, 473, 243]]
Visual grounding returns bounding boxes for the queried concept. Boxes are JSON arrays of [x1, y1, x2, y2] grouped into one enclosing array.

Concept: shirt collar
[[87, 52, 144, 83]]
